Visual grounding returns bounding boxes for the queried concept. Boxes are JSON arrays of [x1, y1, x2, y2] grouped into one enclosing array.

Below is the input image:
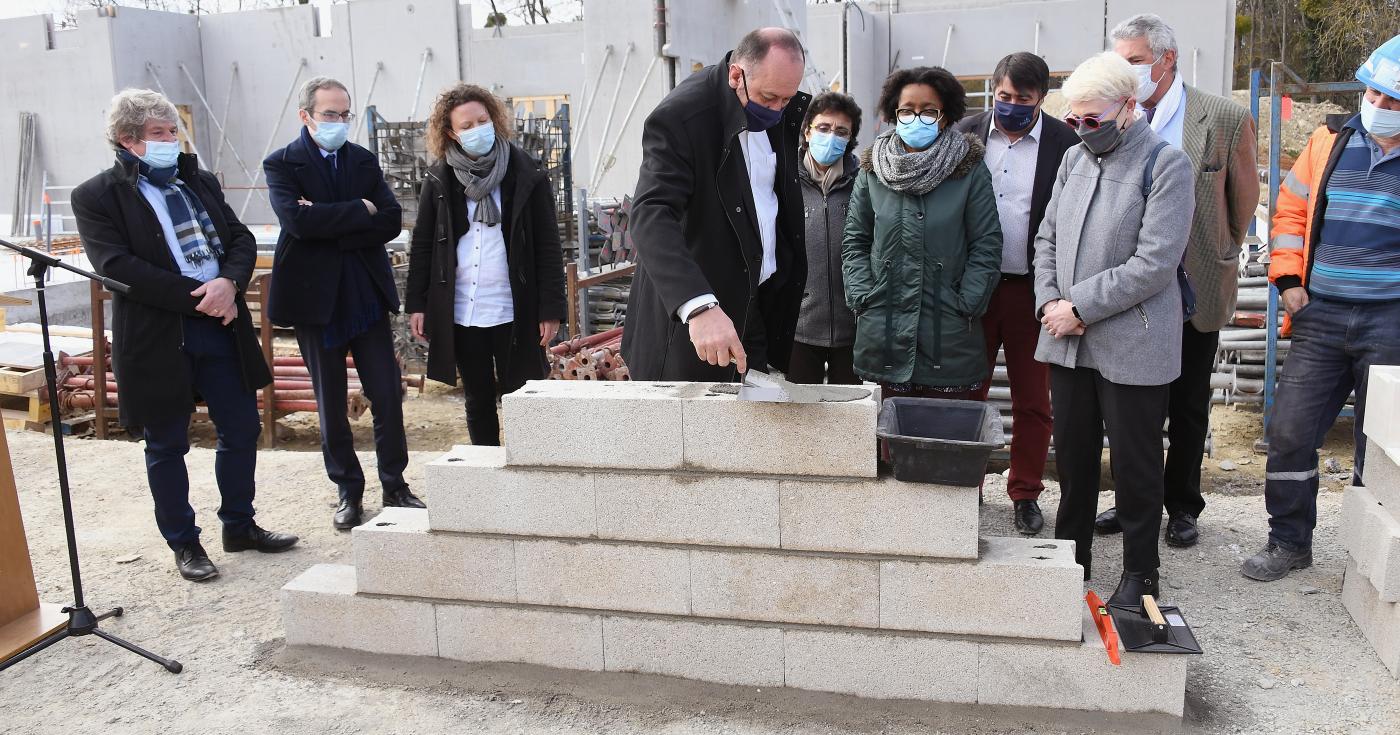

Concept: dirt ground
[[2, 395, 1398, 735]]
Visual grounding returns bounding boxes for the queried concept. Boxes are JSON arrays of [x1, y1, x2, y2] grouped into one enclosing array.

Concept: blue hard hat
[[1358, 34, 1400, 99]]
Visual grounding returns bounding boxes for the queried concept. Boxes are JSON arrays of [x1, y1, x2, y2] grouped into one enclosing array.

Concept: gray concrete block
[[352, 507, 516, 602], [1342, 560, 1400, 678], [779, 477, 978, 559], [977, 611, 1188, 716], [783, 628, 978, 702], [514, 539, 690, 615], [436, 603, 604, 671], [426, 445, 598, 537], [595, 472, 780, 548], [502, 381, 686, 470], [601, 615, 784, 687], [680, 390, 878, 478], [281, 564, 438, 657], [880, 537, 1082, 640], [1343, 486, 1400, 603], [1365, 440, 1400, 512], [689, 550, 879, 627]]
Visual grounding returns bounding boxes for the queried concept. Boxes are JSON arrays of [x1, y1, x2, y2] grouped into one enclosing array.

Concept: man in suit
[[1096, 14, 1260, 547], [954, 52, 1079, 536], [620, 28, 809, 381], [264, 76, 425, 531], [74, 88, 296, 581]]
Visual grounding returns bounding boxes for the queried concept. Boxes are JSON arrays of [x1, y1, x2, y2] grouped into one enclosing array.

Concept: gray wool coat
[[1032, 121, 1197, 387], [795, 151, 860, 348]]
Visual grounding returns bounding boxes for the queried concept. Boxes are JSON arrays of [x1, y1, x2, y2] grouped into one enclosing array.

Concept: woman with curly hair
[[405, 84, 566, 445], [842, 66, 1003, 398]]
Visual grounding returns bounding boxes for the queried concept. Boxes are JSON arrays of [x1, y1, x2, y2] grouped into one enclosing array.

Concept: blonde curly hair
[[425, 83, 511, 161]]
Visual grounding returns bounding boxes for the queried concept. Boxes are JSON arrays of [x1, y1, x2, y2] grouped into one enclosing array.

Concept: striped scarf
[[129, 153, 224, 266]]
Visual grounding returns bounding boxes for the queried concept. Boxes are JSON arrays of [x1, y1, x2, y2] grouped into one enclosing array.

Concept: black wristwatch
[[1071, 305, 1085, 325]]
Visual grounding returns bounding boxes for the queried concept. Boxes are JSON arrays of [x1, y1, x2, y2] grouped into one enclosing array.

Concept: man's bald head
[[733, 27, 806, 67], [729, 27, 806, 114]]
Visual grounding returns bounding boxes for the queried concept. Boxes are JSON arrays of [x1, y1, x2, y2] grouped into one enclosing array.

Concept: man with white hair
[[1095, 13, 1260, 549], [72, 88, 296, 582]]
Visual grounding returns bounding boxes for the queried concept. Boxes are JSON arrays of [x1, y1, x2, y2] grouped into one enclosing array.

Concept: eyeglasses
[[809, 123, 852, 138], [896, 108, 941, 126], [1064, 99, 1127, 131], [310, 109, 355, 123]]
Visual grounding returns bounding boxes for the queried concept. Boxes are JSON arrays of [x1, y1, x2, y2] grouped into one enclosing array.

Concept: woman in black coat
[[406, 83, 566, 446]]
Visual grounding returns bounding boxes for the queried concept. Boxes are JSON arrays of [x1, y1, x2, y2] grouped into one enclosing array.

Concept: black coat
[[952, 110, 1080, 269], [263, 129, 403, 327], [72, 153, 272, 427], [404, 144, 567, 388], [620, 53, 810, 381]]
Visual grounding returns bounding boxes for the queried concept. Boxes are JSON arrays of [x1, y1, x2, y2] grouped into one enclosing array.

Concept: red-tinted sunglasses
[[1064, 99, 1128, 130]]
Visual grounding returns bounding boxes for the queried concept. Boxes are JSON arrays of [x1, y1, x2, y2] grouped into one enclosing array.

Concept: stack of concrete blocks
[[282, 380, 1188, 716], [1342, 366, 1400, 678]]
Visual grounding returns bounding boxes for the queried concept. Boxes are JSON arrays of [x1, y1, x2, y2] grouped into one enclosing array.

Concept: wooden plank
[[0, 604, 67, 665], [0, 365, 46, 394], [577, 262, 637, 288], [0, 295, 31, 306], [0, 427, 41, 629]]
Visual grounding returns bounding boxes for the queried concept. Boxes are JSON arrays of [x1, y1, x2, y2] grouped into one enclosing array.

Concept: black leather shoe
[[1094, 507, 1122, 534], [1013, 500, 1044, 535], [174, 542, 218, 582], [1165, 513, 1199, 548], [1108, 569, 1161, 607], [383, 488, 426, 509], [223, 524, 299, 553], [333, 499, 364, 531]]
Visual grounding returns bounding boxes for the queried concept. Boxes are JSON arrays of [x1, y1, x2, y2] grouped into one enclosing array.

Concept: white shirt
[[454, 188, 515, 328], [1146, 74, 1186, 148], [137, 177, 221, 283], [985, 113, 1042, 275], [677, 129, 780, 323]]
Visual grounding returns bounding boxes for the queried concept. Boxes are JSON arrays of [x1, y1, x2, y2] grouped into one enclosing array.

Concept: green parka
[[841, 133, 1003, 386]]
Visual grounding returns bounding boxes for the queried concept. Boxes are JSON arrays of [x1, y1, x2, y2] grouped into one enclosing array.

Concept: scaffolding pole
[[591, 54, 659, 193], [408, 48, 433, 121], [352, 61, 385, 144], [178, 62, 255, 184], [239, 58, 308, 219], [211, 63, 238, 173], [573, 45, 614, 142], [592, 42, 636, 187]]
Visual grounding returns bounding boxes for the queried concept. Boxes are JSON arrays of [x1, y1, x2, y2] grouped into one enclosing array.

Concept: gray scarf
[[871, 127, 969, 196], [445, 138, 509, 226]]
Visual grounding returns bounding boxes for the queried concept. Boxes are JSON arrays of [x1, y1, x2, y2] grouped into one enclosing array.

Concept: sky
[[0, 0, 580, 24]]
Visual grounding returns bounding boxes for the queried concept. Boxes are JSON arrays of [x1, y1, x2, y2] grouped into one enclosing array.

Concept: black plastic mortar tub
[[876, 398, 1005, 486]]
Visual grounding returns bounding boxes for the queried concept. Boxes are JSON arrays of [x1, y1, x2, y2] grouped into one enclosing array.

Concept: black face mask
[[739, 68, 785, 132], [1077, 119, 1126, 155]]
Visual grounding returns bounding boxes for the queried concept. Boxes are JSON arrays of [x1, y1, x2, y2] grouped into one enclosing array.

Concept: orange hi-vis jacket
[[1269, 114, 1357, 334]]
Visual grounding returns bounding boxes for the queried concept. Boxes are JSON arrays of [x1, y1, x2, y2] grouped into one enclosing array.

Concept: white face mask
[[1132, 59, 1165, 103], [1361, 96, 1400, 139]]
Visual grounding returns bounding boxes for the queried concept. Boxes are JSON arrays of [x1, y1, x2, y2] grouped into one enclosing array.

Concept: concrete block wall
[[281, 380, 1191, 716], [1346, 366, 1400, 677]]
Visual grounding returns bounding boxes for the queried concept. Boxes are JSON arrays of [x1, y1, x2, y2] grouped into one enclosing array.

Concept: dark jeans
[[1162, 322, 1219, 519], [973, 275, 1052, 502], [295, 317, 409, 501], [786, 341, 858, 385], [142, 316, 260, 549], [1265, 297, 1400, 551], [1051, 365, 1169, 575], [453, 322, 518, 446]]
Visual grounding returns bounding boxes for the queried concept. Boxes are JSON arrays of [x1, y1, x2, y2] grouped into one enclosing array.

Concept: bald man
[[621, 28, 811, 381]]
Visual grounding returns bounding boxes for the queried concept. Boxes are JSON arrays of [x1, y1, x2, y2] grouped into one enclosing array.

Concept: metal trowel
[[738, 369, 819, 403]]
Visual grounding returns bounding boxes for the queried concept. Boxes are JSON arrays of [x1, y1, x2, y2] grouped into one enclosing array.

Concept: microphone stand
[[0, 237, 181, 674]]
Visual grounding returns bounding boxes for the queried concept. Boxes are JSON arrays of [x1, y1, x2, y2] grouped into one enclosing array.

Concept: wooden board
[[0, 604, 66, 665], [0, 364, 46, 394], [0, 427, 40, 627]]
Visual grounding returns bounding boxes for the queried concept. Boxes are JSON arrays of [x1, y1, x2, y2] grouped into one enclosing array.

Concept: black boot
[[334, 495, 364, 531], [1013, 500, 1044, 535], [1108, 569, 1161, 607]]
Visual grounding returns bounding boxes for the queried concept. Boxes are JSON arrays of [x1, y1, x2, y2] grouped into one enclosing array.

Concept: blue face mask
[[993, 99, 1039, 133], [1361, 96, 1400, 139], [807, 131, 848, 166], [739, 68, 785, 132], [310, 121, 349, 151], [457, 124, 497, 157], [138, 140, 180, 170], [896, 118, 940, 150]]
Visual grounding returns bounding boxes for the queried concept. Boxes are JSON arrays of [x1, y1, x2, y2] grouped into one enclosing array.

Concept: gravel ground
[[2, 394, 1398, 735]]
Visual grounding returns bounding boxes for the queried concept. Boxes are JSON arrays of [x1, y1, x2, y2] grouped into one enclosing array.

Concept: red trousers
[[973, 276, 1052, 501]]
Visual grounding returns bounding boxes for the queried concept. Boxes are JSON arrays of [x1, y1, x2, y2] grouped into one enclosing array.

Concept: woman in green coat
[[842, 66, 1004, 397]]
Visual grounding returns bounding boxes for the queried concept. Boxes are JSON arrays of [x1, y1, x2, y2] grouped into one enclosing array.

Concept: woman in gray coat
[[1033, 52, 1196, 606], [788, 92, 863, 384]]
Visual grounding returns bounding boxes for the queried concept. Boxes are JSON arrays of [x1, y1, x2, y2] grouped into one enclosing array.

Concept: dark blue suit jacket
[[263, 128, 403, 327]]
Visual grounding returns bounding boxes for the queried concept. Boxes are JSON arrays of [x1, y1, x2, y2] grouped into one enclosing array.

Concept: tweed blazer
[[1033, 122, 1197, 387], [1179, 86, 1259, 333]]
